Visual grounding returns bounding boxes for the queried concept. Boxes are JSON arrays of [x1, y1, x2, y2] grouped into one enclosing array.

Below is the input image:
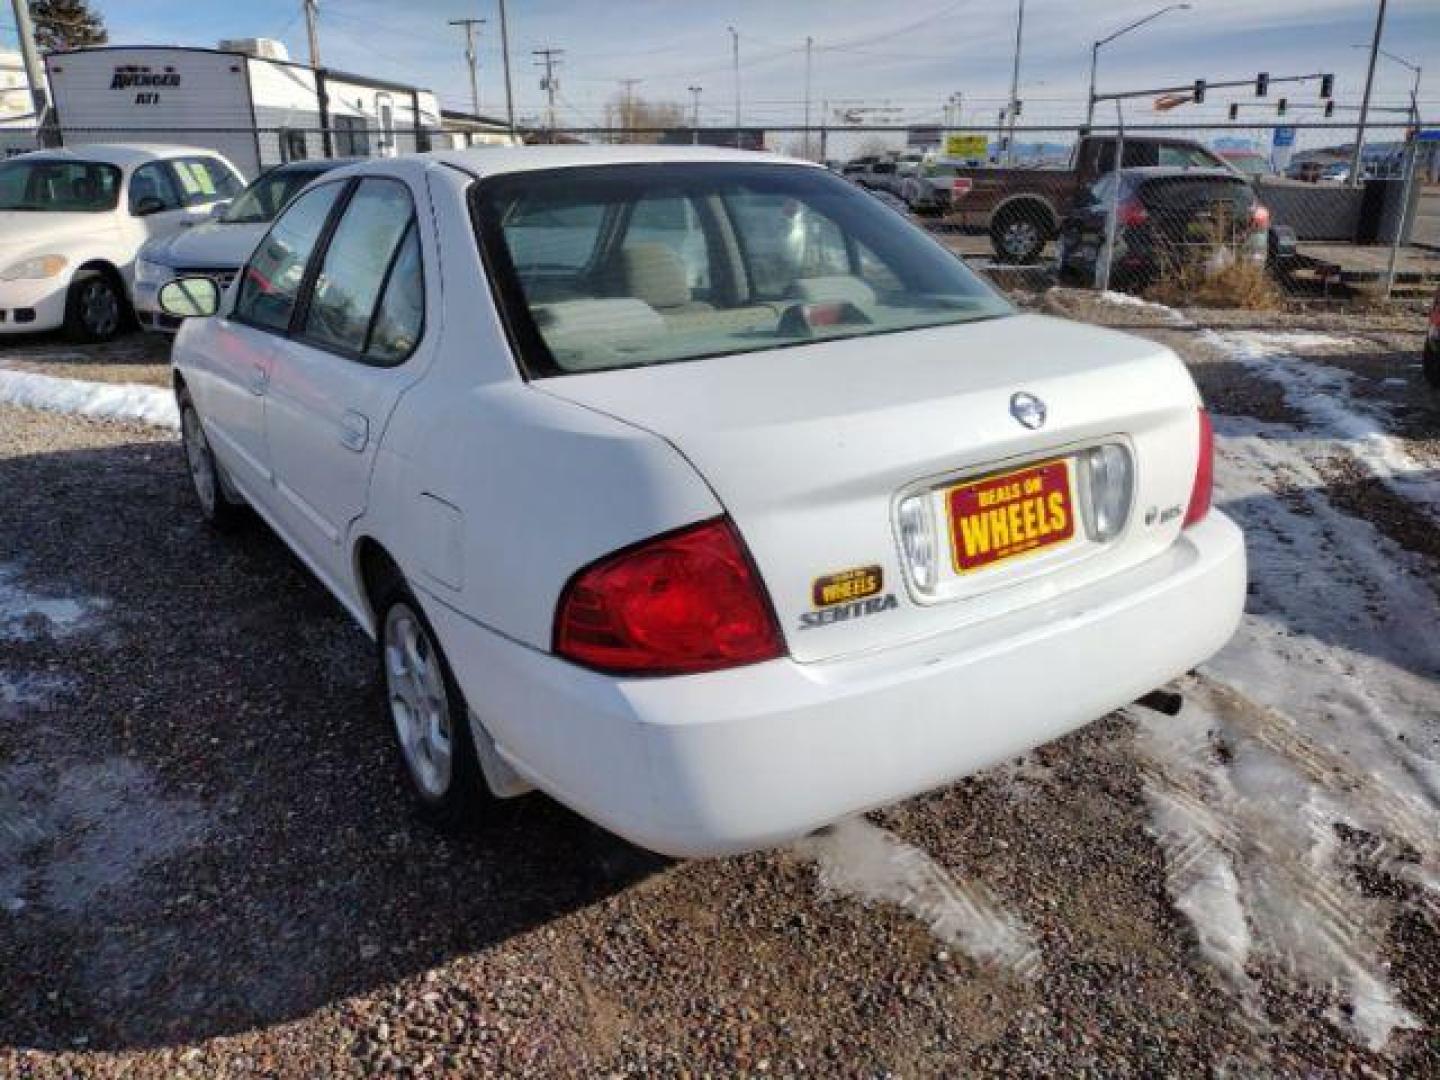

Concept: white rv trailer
[[45, 41, 442, 178]]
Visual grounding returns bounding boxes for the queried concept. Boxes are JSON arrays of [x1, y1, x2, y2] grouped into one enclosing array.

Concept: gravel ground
[[1, 303, 1436, 1077]]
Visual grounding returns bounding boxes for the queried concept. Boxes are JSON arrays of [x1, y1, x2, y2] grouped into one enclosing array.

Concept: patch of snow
[[1207, 331, 1440, 522], [795, 817, 1040, 977], [0, 565, 101, 642], [0, 757, 210, 918], [1095, 290, 1189, 323], [1135, 413, 1438, 1051], [0, 368, 178, 430], [1210, 330, 1361, 356]]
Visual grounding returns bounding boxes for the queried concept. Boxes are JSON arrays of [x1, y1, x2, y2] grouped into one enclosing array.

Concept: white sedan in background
[[0, 144, 243, 341], [160, 147, 1245, 857], [134, 158, 354, 332]]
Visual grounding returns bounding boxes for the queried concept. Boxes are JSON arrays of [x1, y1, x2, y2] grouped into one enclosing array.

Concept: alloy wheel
[[384, 603, 453, 801]]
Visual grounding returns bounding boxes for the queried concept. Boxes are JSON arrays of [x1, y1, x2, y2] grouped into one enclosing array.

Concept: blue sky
[[6, 0, 1436, 130]]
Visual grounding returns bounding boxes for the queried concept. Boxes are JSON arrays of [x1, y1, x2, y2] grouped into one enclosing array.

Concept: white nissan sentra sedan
[[160, 147, 1245, 857]]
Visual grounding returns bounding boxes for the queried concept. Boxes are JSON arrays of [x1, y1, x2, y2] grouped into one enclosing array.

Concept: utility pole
[[804, 35, 814, 160], [1351, 0, 1388, 187], [9, 0, 48, 122], [1006, 0, 1025, 164], [448, 17, 486, 117], [727, 25, 741, 146], [617, 77, 642, 143], [533, 48, 563, 142], [688, 85, 702, 144], [497, 0, 516, 136], [303, 0, 322, 68]]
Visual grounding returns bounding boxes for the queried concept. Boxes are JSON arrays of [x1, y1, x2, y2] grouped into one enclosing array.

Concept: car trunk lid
[[538, 312, 1204, 662]]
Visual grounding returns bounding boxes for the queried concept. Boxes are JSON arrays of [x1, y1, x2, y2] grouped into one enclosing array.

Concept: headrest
[[608, 243, 691, 310]]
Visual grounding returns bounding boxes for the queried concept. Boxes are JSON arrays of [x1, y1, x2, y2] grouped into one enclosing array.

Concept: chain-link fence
[[4, 116, 1435, 305]]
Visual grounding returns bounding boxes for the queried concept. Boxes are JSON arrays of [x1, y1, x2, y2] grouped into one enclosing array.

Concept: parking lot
[[1, 292, 1437, 1077]]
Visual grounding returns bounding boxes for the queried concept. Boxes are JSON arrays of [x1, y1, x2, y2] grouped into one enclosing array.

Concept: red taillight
[[554, 517, 784, 676], [1184, 409, 1215, 528], [950, 177, 973, 198], [1117, 196, 1149, 228], [1251, 203, 1271, 230]]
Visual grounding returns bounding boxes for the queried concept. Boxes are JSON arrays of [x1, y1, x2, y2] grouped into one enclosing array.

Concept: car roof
[[1119, 166, 1246, 181], [423, 144, 817, 179], [9, 143, 231, 168], [263, 157, 362, 175]]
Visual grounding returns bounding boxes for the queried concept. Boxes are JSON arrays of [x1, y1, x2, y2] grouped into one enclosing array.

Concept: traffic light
[[1325, 99, 1335, 118], [1256, 72, 1269, 97], [1229, 103, 1239, 120], [1277, 97, 1287, 116], [1193, 80, 1206, 104], [1319, 73, 1334, 99]]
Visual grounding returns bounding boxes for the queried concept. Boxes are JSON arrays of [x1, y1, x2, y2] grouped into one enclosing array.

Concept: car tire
[[178, 394, 245, 531], [63, 268, 128, 343], [378, 584, 491, 831], [990, 205, 1050, 264]]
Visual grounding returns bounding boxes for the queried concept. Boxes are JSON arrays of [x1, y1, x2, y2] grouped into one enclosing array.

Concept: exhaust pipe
[[1135, 688, 1183, 716]]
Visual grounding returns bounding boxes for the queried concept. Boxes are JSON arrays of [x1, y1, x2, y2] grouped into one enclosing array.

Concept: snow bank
[[795, 817, 1041, 977], [1207, 330, 1440, 523], [1136, 413, 1439, 1051], [0, 368, 178, 430], [1095, 291, 1189, 323]]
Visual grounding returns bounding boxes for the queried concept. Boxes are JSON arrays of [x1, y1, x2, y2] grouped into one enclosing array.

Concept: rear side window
[[301, 177, 420, 360], [170, 157, 243, 206], [234, 181, 346, 333]]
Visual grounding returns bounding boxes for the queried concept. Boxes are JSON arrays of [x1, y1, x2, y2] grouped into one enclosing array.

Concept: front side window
[[0, 160, 121, 212], [223, 167, 328, 224], [128, 162, 182, 215], [233, 181, 346, 333], [475, 163, 1012, 377], [301, 178, 418, 357]]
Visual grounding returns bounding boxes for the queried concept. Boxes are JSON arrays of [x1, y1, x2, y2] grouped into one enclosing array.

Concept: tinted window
[[169, 157, 243, 206], [129, 162, 182, 214], [223, 167, 328, 224], [0, 160, 120, 211], [301, 178, 416, 355], [1159, 144, 1226, 170], [476, 163, 1012, 377], [234, 181, 345, 333], [367, 226, 424, 363]]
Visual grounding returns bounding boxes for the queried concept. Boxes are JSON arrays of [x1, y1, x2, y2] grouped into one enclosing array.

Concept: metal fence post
[[1099, 101, 1125, 294], [1383, 133, 1417, 300]]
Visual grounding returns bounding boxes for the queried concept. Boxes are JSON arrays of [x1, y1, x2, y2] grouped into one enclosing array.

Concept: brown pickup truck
[[947, 134, 1239, 263]]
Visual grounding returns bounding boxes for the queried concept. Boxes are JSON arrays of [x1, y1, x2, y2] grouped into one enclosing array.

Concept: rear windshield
[[224, 167, 328, 224], [1136, 176, 1253, 209], [0, 159, 121, 212], [472, 163, 1012, 377]]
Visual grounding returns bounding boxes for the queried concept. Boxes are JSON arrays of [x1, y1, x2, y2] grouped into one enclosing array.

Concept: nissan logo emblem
[[1010, 391, 1047, 430]]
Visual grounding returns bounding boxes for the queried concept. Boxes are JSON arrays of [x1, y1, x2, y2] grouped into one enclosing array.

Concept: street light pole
[[498, 0, 516, 136], [1086, 3, 1192, 127], [689, 85, 702, 145], [1006, 0, 1024, 164], [804, 35, 814, 159], [728, 25, 741, 145], [9, 0, 47, 122], [1350, 0, 1388, 187]]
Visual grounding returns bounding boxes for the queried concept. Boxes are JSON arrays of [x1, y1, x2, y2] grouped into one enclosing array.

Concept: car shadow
[[0, 437, 667, 1052], [0, 327, 170, 369]]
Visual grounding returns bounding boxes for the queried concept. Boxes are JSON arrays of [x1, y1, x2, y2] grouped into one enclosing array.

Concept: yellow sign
[[944, 133, 989, 159]]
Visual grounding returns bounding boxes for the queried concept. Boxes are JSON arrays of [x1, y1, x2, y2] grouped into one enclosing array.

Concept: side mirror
[[134, 196, 167, 217], [208, 200, 232, 220], [158, 276, 220, 320]]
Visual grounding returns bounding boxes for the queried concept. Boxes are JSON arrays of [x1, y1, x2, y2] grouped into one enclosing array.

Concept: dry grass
[[1146, 257, 1284, 310], [1143, 204, 1284, 311]]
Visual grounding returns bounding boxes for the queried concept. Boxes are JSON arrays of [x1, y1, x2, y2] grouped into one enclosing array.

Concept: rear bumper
[[427, 512, 1245, 857]]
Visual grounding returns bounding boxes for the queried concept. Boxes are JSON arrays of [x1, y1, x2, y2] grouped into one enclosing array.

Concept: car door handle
[[248, 364, 269, 395], [339, 410, 369, 452]]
